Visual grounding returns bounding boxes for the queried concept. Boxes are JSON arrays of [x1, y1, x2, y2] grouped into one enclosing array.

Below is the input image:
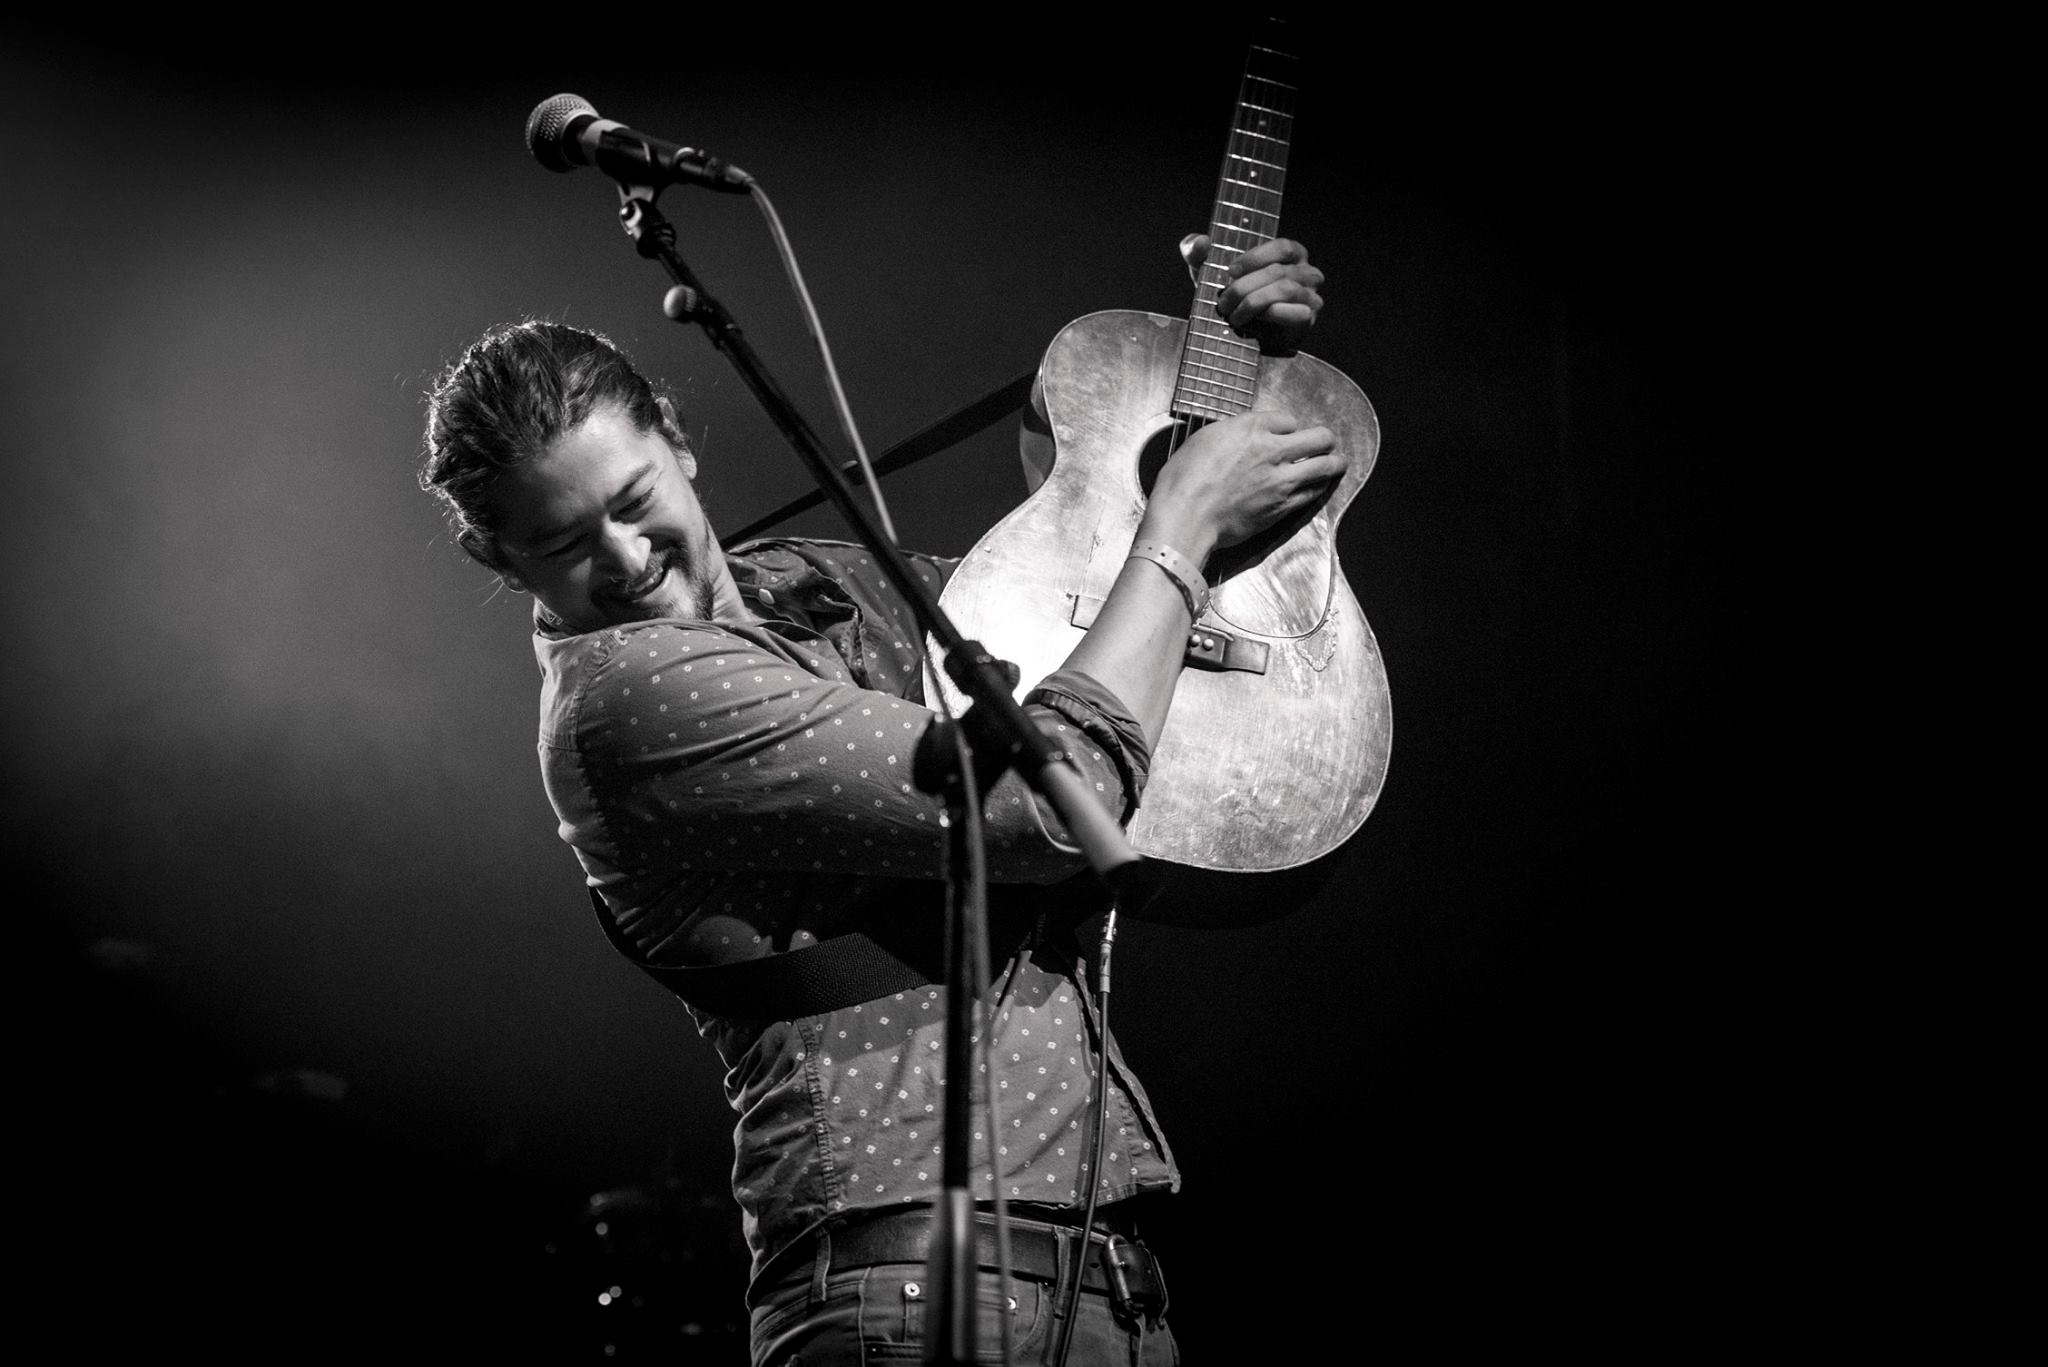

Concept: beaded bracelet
[[1127, 540, 1210, 622]]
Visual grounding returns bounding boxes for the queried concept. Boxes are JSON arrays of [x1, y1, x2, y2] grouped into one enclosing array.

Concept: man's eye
[[622, 492, 655, 516]]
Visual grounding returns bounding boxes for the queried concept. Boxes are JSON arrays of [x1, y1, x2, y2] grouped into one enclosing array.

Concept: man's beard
[[602, 541, 719, 625]]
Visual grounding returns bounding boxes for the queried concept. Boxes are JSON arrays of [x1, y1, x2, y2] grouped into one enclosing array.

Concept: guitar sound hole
[[1136, 422, 1177, 502]]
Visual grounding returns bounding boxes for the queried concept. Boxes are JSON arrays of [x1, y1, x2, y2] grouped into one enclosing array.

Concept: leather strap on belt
[[827, 1209, 1116, 1291], [775, 1206, 1166, 1318]]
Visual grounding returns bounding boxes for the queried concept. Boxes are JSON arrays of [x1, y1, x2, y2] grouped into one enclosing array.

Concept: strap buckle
[[1098, 1232, 1170, 1323]]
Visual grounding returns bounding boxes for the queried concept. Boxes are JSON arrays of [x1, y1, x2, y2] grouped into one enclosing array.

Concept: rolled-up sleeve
[[1024, 668, 1152, 824]]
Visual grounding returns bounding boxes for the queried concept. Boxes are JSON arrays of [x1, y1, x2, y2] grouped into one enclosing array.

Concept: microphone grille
[[526, 93, 598, 172]]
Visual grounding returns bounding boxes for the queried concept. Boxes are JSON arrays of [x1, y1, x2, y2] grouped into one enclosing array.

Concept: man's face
[[485, 404, 726, 634]]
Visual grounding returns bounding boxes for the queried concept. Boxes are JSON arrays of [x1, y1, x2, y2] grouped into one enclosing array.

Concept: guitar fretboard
[[1171, 32, 1298, 425]]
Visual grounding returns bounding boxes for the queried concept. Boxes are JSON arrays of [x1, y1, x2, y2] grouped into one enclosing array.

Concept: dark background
[[6, 13, 1760, 1361]]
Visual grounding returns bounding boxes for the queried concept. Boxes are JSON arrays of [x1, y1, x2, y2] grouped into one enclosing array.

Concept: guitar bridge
[[1068, 594, 1269, 675]]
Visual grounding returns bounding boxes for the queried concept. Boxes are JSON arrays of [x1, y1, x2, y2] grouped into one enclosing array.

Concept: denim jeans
[[749, 1251, 1178, 1366]]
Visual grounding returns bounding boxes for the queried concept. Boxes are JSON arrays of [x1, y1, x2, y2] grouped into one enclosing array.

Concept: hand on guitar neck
[[1182, 234, 1326, 356]]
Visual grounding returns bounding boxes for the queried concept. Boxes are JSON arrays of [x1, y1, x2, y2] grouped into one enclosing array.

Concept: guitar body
[[931, 308, 1392, 875]]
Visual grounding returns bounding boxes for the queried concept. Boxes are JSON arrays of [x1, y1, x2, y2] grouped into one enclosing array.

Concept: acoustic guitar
[[931, 26, 1391, 887]]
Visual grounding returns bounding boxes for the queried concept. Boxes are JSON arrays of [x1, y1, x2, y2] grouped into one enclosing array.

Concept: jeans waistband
[[751, 1202, 1161, 1310]]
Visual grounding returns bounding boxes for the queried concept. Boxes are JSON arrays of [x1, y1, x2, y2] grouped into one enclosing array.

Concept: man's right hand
[[1141, 408, 1345, 558]]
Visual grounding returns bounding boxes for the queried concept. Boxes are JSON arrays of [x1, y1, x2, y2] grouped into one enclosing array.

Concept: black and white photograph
[[7, 12, 1760, 1361]]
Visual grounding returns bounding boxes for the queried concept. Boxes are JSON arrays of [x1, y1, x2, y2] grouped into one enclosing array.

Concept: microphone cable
[[744, 182, 900, 547]]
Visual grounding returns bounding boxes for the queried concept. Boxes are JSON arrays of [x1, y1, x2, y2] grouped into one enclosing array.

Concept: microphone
[[525, 93, 753, 193]]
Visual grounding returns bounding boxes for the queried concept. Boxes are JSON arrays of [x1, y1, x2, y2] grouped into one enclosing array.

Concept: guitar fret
[[1171, 397, 1246, 423], [1177, 384, 1257, 406], [1178, 370, 1252, 392], [1182, 339, 1255, 359], [1203, 235, 1268, 258], [1176, 400, 1253, 419], [1178, 378, 1253, 395], [1223, 168, 1285, 189], [1179, 348, 1253, 375], [1178, 379, 1258, 404], [1175, 389, 1247, 409], [1230, 144, 1289, 162], [1180, 359, 1259, 386], [1176, 369, 1255, 389], [1186, 331, 1257, 354], [1184, 357, 1259, 385], [1183, 348, 1259, 375]]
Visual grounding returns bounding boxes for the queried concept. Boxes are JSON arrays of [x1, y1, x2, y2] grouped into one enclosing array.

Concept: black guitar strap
[[719, 369, 1036, 549], [585, 888, 1045, 1021]]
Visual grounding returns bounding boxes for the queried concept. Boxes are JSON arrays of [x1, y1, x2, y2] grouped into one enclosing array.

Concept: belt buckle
[[1099, 1232, 1169, 1324]]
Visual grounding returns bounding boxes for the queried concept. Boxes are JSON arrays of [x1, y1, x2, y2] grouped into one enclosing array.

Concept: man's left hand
[[1179, 234, 1326, 356]]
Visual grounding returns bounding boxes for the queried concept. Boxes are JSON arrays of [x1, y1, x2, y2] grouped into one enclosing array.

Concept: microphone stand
[[611, 185, 1149, 1366]]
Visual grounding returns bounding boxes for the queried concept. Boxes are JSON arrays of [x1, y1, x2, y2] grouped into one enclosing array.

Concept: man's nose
[[593, 523, 651, 582]]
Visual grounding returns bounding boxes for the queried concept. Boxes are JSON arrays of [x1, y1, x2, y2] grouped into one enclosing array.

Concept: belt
[[799, 1205, 1168, 1314]]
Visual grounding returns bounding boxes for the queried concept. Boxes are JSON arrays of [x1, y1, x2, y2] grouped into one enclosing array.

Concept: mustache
[[609, 546, 685, 598]]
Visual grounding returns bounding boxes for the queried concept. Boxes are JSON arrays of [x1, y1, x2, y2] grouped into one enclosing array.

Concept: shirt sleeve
[[1024, 668, 1152, 823], [552, 618, 1149, 890]]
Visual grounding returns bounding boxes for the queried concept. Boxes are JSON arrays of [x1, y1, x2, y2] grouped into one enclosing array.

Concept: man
[[420, 236, 1338, 1365]]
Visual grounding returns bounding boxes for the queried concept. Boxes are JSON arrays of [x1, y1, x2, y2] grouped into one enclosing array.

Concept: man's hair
[[419, 320, 687, 569]]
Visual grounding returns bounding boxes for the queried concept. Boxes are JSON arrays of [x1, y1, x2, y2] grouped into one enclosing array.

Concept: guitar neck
[[1171, 29, 1299, 425]]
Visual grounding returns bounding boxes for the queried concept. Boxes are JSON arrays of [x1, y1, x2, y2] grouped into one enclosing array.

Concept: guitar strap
[[719, 369, 1037, 549], [585, 887, 1044, 1020]]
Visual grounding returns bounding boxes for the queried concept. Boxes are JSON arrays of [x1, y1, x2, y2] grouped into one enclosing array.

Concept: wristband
[[1127, 540, 1210, 622]]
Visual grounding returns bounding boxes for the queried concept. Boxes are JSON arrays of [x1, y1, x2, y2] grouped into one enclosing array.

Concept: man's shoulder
[[730, 537, 957, 608], [535, 614, 762, 695], [731, 536, 957, 576]]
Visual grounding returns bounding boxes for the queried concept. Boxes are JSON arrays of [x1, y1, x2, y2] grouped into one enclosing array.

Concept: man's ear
[[460, 530, 526, 591], [658, 397, 696, 478]]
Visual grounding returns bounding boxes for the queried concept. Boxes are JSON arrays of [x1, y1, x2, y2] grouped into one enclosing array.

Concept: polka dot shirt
[[530, 538, 1177, 1282]]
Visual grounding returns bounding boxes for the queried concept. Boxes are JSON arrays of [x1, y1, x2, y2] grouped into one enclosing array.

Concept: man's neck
[[708, 553, 760, 627]]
